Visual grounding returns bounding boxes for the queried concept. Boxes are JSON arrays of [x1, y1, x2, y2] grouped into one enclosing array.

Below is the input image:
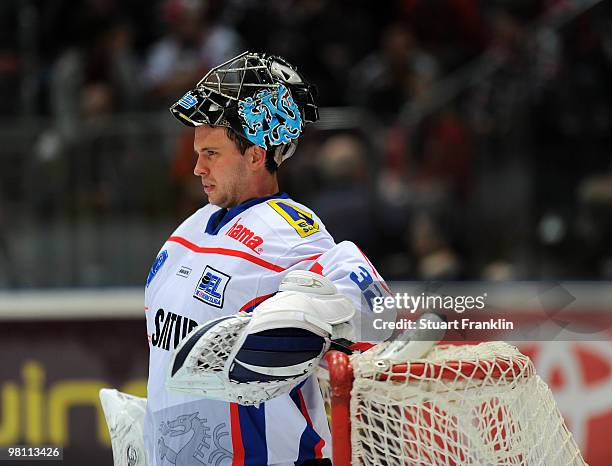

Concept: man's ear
[[246, 145, 267, 170]]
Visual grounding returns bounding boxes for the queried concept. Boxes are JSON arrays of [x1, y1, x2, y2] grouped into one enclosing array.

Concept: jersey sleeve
[[308, 241, 391, 311], [254, 197, 336, 269], [286, 240, 392, 342]]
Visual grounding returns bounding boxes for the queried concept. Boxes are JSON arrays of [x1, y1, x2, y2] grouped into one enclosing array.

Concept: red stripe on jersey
[[314, 438, 325, 459], [298, 389, 325, 459], [286, 253, 322, 269], [230, 403, 245, 466], [308, 262, 324, 275], [168, 236, 285, 272], [297, 389, 313, 424], [239, 293, 274, 313]]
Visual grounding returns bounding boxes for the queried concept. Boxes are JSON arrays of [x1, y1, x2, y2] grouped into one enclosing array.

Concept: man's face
[[193, 126, 251, 208]]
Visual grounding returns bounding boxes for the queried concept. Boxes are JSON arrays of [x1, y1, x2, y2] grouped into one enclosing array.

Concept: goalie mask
[[169, 51, 319, 166]]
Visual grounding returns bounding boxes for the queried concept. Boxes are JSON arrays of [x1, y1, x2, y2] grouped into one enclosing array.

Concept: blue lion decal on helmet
[[238, 84, 303, 150]]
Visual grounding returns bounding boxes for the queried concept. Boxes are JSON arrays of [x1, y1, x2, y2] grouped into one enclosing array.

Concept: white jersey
[[144, 193, 388, 466]]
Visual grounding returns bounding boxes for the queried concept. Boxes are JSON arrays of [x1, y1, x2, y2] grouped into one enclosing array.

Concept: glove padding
[[99, 389, 147, 466], [166, 271, 355, 405]]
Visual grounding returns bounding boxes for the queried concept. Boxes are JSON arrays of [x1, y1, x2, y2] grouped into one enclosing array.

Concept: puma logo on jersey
[[151, 309, 198, 351], [225, 218, 264, 254]]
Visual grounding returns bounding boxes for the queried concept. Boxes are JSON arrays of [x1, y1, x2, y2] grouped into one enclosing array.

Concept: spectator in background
[[307, 134, 378, 255], [143, 0, 242, 107], [349, 23, 439, 122], [379, 208, 463, 280], [49, 14, 140, 141], [374, 108, 474, 245], [463, 3, 548, 273], [258, 0, 379, 106], [410, 211, 462, 280], [412, 107, 474, 202], [41, 11, 142, 216], [396, 0, 488, 71]]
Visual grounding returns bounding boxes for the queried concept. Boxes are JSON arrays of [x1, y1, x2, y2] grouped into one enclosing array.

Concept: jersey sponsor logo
[[151, 309, 198, 351], [267, 200, 319, 238], [146, 249, 168, 288], [225, 217, 264, 254], [193, 266, 231, 308], [176, 265, 192, 278]]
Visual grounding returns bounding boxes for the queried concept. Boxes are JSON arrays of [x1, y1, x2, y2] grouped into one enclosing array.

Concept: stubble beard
[[210, 165, 247, 209]]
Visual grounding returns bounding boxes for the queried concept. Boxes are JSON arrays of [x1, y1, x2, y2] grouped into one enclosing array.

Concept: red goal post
[[319, 342, 586, 466]]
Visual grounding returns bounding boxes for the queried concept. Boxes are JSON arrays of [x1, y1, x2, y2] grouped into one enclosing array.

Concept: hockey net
[[318, 341, 586, 466]]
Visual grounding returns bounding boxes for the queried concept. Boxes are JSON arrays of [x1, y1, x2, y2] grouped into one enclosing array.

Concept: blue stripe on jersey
[[289, 382, 322, 465], [237, 404, 268, 466], [205, 192, 289, 235], [239, 293, 275, 313], [241, 303, 261, 313]]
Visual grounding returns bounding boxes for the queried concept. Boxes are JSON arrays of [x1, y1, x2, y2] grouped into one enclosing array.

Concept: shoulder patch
[[267, 200, 319, 238], [146, 249, 168, 288]]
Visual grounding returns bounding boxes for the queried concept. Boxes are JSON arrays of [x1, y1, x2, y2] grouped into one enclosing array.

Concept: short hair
[[224, 127, 278, 173]]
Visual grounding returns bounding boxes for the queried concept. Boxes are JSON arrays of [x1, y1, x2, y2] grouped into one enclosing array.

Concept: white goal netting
[[320, 342, 586, 466]]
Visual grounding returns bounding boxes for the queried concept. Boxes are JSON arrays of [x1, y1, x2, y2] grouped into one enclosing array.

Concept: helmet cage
[[170, 52, 318, 154]]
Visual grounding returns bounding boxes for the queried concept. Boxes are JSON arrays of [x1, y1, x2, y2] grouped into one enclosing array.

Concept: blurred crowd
[[1, 0, 611, 287]]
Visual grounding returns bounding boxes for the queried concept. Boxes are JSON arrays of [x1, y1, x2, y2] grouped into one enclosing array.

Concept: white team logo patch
[[193, 266, 231, 308]]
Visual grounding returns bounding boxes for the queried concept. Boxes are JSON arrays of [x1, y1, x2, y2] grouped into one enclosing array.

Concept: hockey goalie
[[101, 240, 390, 466]]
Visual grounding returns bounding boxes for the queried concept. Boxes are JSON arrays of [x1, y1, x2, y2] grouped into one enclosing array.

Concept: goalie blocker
[[166, 271, 355, 405], [99, 389, 147, 466]]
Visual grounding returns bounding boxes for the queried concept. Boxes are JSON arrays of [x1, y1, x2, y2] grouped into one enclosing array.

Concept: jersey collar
[[205, 192, 289, 235]]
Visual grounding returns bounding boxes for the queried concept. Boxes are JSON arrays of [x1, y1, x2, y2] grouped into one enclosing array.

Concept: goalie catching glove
[[166, 270, 355, 405]]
